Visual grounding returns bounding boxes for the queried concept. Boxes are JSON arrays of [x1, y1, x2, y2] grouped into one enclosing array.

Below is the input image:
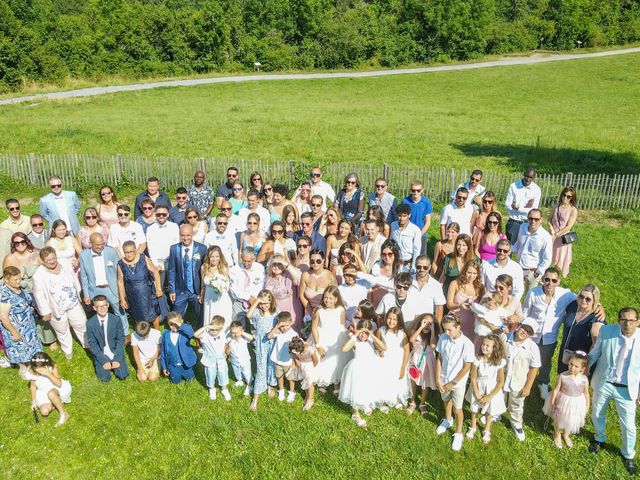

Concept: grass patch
[[0, 54, 639, 174]]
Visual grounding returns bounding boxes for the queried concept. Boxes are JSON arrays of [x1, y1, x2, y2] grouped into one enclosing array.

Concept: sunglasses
[[312, 203, 322, 207], [415, 265, 429, 270], [221, 207, 232, 211], [252, 177, 262, 182], [264, 187, 273, 192], [311, 173, 321, 177], [227, 174, 238, 178], [272, 229, 284, 234], [346, 180, 356, 184], [100, 191, 112, 196], [12, 240, 26, 246], [470, 177, 481, 182], [395, 284, 410, 290], [117, 212, 130, 217], [528, 217, 541, 222], [216, 221, 228, 226], [310, 259, 323, 265], [8, 206, 20, 211], [375, 184, 386, 189], [31, 222, 44, 227], [156, 213, 168, 217], [232, 187, 243, 191], [247, 221, 258, 225], [562, 194, 573, 199], [487, 221, 499, 226], [483, 200, 493, 204], [301, 189, 311, 193], [297, 244, 310, 249], [187, 215, 198, 220], [142, 206, 154, 211], [495, 284, 507, 291], [411, 189, 422, 193], [496, 248, 510, 254], [301, 222, 311, 227], [381, 252, 394, 257], [542, 277, 559, 284], [50, 184, 62, 189], [456, 196, 468, 201], [85, 215, 97, 220], [578, 294, 592, 302], [177, 195, 188, 200]]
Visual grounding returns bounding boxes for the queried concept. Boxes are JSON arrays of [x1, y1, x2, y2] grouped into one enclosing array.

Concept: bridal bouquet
[[206, 274, 230, 295]]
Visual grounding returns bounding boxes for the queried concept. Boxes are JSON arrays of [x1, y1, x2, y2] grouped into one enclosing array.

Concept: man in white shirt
[[376, 273, 422, 330], [368, 177, 397, 223], [522, 267, 576, 400], [390, 204, 422, 271], [360, 219, 385, 273], [146, 205, 180, 288], [237, 191, 270, 233], [39, 176, 81, 234], [310, 167, 335, 212], [1, 199, 31, 234], [411, 255, 446, 325], [450, 170, 486, 209], [229, 248, 265, 326], [338, 263, 369, 326], [108, 205, 146, 257], [440, 187, 474, 238], [204, 213, 239, 266], [588, 307, 640, 475], [214, 200, 242, 236], [27, 214, 49, 249], [512, 209, 552, 294], [482, 239, 525, 301], [505, 168, 541, 245]]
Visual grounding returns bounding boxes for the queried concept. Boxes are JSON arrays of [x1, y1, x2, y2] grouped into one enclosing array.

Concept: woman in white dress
[[310, 285, 350, 392], [377, 307, 412, 410], [199, 246, 232, 333], [45, 220, 82, 276]]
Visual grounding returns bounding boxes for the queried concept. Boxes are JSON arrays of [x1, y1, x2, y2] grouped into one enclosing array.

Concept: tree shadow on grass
[[453, 143, 640, 175]]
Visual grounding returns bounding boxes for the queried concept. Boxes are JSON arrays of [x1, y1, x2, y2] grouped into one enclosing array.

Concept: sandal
[[379, 405, 390, 414], [465, 427, 476, 440], [419, 404, 428, 416], [351, 414, 367, 427], [482, 430, 491, 444], [553, 435, 563, 449], [249, 400, 258, 411], [563, 435, 573, 448], [406, 402, 416, 415]]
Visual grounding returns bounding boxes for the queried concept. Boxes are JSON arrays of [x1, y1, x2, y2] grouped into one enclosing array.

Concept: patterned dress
[[250, 309, 279, 394], [119, 255, 159, 323], [0, 284, 43, 363]]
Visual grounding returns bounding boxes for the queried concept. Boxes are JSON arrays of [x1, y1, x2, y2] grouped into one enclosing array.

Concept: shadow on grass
[[453, 143, 640, 175]]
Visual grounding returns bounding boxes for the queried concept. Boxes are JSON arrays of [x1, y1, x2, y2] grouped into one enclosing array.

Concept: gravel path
[[1, 47, 639, 106]]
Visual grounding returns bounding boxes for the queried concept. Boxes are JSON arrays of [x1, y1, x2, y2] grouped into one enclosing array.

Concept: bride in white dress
[[200, 246, 233, 333]]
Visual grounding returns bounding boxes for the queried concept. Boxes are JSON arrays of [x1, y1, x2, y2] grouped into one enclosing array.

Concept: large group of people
[[0, 167, 636, 474]]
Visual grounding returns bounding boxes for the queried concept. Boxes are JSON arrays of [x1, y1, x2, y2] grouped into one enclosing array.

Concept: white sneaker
[[436, 418, 452, 435], [452, 433, 463, 451], [539, 383, 549, 400], [0, 356, 10, 368], [55, 412, 69, 427], [209, 388, 217, 400], [379, 405, 390, 414], [465, 427, 476, 440], [243, 385, 251, 397], [512, 424, 526, 442], [286, 391, 296, 403], [235, 380, 245, 387], [278, 389, 285, 401], [221, 389, 231, 401]]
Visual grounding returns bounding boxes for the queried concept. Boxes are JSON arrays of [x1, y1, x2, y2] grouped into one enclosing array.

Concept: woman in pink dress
[[76, 207, 109, 249], [549, 187, 578, 277], [470, 191, 497, 245], [95, 185, 121, 227], [446, 260, 485, 343], [265, 254, 304, 332], [475, 211, 507, 261]]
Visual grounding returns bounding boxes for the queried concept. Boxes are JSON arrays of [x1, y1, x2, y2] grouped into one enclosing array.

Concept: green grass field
[[0, 54, 639, 174], [0, 200, 638, 479], [1, 53, 640, 479]]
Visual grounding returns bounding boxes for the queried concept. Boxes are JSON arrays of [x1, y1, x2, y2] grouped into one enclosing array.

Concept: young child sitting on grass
[[26, 352, 71, 427], [131, 321, 162, 382]]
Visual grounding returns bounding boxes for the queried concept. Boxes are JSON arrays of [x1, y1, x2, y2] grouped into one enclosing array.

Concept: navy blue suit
[[160, 323, 197, 383], [167, 241, 207, 325], [86, 313, 129, 381]]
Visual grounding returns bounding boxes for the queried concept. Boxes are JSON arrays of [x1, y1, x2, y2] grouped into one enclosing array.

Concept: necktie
[[183, 247, 194, 293], [615, 336, 630, 381]]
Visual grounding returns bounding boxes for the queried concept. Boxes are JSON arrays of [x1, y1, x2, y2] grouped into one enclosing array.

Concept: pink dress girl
[[477, 233, 507, 261], [409, 335, 436, 391], [542, 371, 589, 433]]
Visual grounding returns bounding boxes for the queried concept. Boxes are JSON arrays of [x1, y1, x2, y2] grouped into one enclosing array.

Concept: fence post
[[289, 161, 295, 189], [117, 153, 123, 183], [566, 172, 573, 187], [200, 157, 206, 174], [28, 153, 37, 184], [383, 163, 389, 181]]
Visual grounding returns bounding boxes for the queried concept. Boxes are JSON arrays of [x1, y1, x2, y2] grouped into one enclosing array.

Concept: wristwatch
[[451, 380, 458, 386]]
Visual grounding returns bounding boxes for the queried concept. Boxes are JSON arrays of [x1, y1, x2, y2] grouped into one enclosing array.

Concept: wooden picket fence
[[0, 152, 639, 210]]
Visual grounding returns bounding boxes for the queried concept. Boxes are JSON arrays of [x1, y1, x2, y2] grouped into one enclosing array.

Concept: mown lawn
[[0, 200, 638, 479], [0, 53, 639, 174]]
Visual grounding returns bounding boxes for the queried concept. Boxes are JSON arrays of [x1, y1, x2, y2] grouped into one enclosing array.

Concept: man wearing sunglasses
[[368, 177, 397, 224], [1, 199, 31, 234], [309, 167, 335, 212], [376, 272, 422, 331], [237, 190, 270, 234], [295, 212, 326, 252], [440, 187, 474, 238], [589, 307, 640, 475], [450, 170, 486, 209], [169, 187, 192, 225], [505, 168, 541, 245], [215, 167, 239, 209], [146, 205, 180, 288], [523, 266, 603, 401], [27, 214, 49, 250], [39, 175, 81, 234], [410, 255, 446, 326], [134, 176, 172, 219], [512, 208, 552, 294], [481, 239, 525, 302], [401, 181, 433, 255], [203, 213, 239, 266]]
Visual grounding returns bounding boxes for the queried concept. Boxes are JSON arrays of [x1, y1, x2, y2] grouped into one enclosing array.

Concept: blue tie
[[183, 247, 194, 293]]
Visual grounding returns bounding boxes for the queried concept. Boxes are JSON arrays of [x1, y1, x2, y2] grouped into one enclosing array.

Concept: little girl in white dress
[[26, 352, 72, 427], [339, 320, 387, 427], [465, 334, 506, 443], [377, 307, 412, 411]]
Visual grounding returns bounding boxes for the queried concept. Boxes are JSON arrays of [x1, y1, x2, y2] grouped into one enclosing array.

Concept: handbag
[[561, 313, 578, 365], [409, 346, 427, 383], [561, 232, 578, 244]]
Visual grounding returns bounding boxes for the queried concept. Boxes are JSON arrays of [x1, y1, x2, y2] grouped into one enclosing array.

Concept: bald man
[[79, 232, 129, 334], [167, 224, 207, 326]]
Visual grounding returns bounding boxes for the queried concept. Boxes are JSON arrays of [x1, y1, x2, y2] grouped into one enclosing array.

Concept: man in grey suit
[[38, 175, 81, 234], [588, 307, 640, 475], [79, 233, 129, 336], [27, 214, 49, 249]]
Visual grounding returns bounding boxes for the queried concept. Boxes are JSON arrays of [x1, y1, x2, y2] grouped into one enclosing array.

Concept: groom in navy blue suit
[[167, 224, 207, 326]]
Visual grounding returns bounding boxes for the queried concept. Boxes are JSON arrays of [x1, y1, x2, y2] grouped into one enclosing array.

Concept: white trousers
[[49, 303, 87, 356]]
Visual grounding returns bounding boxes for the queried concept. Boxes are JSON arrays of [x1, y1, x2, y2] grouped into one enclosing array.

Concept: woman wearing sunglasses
[[335, 173, 365, 231], [257, 221, 296, 264], [549, 187, 578, 277], [95, 185, 121, 227], [299, 249, 337, 316], [470, 191, 497, 244], [474, 211, 506, 262], [77, 207, 109, 249], [184, 207, 208, 244], [229, 181, 248, 215]]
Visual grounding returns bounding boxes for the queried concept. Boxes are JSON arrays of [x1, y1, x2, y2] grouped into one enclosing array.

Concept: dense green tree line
[[0, 0, 638, 92]]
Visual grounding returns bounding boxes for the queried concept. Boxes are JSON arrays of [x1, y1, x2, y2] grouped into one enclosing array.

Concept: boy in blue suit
[[161, 312, 197, 384], [86, 295, 129, 382]]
